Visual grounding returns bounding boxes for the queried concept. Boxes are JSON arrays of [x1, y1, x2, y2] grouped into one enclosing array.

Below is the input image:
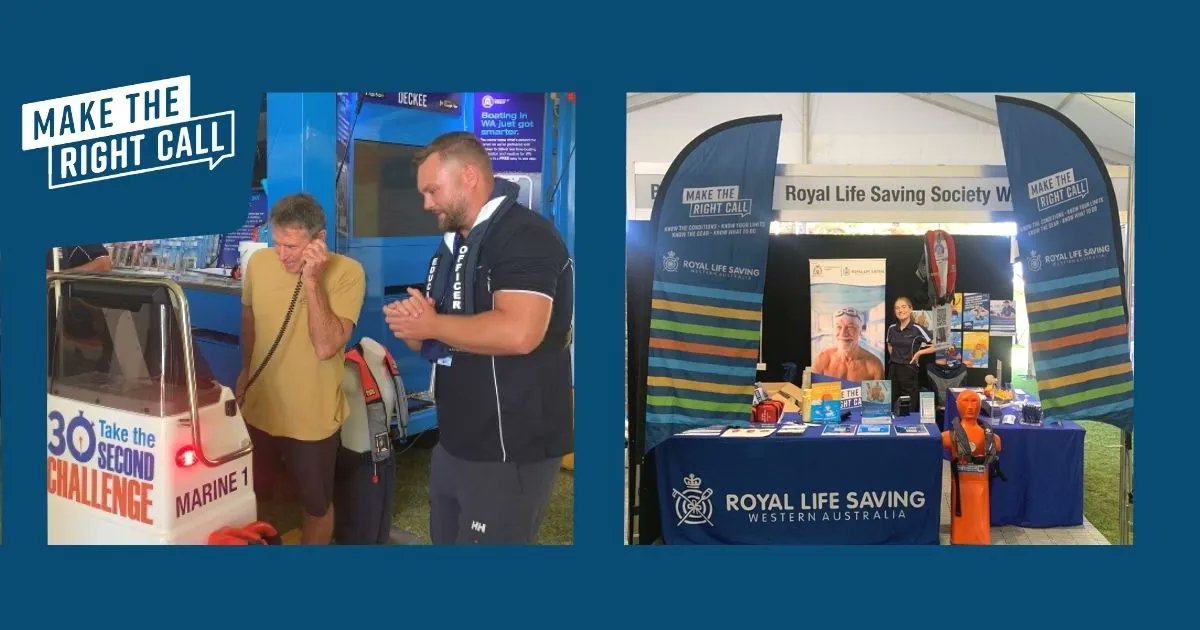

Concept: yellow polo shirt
[[241, 248, 366, 441]]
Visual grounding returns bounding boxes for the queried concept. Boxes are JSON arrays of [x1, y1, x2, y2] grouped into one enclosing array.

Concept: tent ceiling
[[627, 92, 1135, 165]]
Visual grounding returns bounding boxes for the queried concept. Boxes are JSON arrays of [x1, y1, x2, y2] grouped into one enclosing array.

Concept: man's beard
[[438, 195, 470, 232]]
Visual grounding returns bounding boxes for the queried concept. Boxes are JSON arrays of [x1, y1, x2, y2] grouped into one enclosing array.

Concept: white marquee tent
[[626, 92, 1134, 220]]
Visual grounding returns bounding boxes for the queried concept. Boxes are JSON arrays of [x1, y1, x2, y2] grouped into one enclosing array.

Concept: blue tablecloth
[[946, 388, 1085, 527], [654, 413, 942, 545]]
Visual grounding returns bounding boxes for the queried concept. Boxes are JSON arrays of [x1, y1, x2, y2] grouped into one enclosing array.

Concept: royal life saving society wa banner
[[643, 116, 783, 452], [995, 97, 1133, 431]]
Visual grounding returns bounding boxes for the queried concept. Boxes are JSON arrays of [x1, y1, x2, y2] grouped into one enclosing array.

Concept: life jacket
[[949, 416, 1005, 517], [917, 230, 957, 305], [335, 338, 405, 545], [343, 339, 410, 470], [926, 364, 968, 409]]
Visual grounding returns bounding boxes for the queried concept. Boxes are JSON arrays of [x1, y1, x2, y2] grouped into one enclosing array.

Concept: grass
[[257, 431, 574, 545], [1010, 369, 1132, 544], [391, 438, 575, 544]]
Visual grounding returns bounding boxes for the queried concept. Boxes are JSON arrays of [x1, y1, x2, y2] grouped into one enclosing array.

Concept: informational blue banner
[[643, 116, 782, 452], [335, 92, 354, 246], [359, 92, 462, 115], [472, 92, 545, 173], [217, 190, 268, 268], [996, 96, 1133, 431]]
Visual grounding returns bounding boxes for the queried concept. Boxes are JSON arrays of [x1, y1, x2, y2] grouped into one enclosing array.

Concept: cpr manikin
[[941, 390, 1003, 545]]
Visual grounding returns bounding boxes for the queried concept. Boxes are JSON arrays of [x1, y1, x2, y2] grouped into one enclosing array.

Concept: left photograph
[[46, 91, 576, 545]]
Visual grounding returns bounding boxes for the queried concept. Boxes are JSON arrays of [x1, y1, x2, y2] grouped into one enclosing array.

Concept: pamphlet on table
[[861, 379, 892, 423], [721, 427, 778, 438], [679, 426, 728, 436], [822, 424, 858, 437], [920, 391, 937, 424], [810, 381, 842, 423]]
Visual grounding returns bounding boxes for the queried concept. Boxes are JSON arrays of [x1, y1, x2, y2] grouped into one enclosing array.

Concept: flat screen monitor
[[352, 139, 441, 238]]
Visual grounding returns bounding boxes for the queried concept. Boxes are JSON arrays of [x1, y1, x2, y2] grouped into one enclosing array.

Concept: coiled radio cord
[[237, 276, 304, 408]]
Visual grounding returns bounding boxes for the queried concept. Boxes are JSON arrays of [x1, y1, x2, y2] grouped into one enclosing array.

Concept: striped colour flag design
[[645, 280, 761, 428], [1024, 267, 1133, 426]]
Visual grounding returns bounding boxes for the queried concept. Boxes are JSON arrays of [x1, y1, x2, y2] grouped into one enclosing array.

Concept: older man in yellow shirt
[[238, 192, 365, 545]]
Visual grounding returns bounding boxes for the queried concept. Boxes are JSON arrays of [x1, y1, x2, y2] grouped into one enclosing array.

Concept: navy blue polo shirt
[[46, 244, 109, 270], [887, 321, 931, 365], [433, 202, 574, 464]]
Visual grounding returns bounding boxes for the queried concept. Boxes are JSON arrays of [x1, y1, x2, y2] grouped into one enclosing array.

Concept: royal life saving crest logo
[[21, 76, 234, 189], [1028, 250, 1043, 272], [672, 474, 714, 526], [663, 250, 680, 272]]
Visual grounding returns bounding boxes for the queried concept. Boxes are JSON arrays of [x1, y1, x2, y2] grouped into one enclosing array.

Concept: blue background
[[0, 0, 1186, 624]]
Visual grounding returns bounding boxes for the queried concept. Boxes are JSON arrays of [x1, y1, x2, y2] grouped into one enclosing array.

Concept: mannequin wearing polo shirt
[[886, 297, 935, 411], [384, 132, 572, 545]]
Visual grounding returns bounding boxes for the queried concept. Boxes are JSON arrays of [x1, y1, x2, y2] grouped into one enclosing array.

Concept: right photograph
[[625, 93, 1134, 546]]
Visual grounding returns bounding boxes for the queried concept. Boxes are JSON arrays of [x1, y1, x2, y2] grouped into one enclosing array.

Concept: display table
[[654, 413, 942, 545], [945, 388, 1085, 528]]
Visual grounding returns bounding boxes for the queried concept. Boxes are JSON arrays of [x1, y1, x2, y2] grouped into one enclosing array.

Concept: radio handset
[[236, 258, 306, 409]]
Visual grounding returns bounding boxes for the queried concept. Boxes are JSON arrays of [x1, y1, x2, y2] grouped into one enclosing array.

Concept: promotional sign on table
[[861, 380, 892, 420], [812, 372, 862, 413], [996, 96, 1134, 431], [809, 380, 843, 423], [642, 116, 783, 452]]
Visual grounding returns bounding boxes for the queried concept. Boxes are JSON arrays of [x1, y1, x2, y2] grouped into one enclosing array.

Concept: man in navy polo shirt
[[384, 132, 573, 545]]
